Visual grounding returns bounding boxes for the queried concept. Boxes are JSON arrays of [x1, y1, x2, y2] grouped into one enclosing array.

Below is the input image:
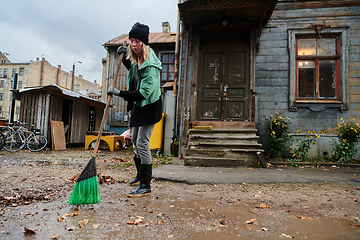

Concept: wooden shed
[[17, 84, 106, 147]]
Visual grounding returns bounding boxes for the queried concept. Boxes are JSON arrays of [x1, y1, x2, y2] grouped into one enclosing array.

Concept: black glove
[[117, 46, 127, 55], [107, 86, 120, 96]]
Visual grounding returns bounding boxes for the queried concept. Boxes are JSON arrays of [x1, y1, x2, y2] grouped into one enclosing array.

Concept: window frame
[[160, 52, 175, 83], [288, 27, 349, 112]]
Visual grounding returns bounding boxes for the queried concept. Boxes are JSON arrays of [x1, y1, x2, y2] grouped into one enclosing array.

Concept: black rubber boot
[[127, 164, 152, 198], [128, 156, 141, 186]]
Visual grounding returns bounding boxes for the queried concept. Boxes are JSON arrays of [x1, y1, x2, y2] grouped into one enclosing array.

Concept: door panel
[[198, 49, 222, 121], [223, 47, 249, 121]]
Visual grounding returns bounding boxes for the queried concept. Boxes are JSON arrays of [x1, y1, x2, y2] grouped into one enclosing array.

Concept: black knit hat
[[129, 22, 149, 45]]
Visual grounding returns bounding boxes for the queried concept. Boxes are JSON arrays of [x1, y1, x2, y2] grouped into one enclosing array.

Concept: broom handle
[[93, 42, 127, 157]]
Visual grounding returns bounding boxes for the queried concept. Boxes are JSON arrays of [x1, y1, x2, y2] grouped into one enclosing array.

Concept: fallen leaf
[[51, 234, 60, 239], [281, 233, 294, 238], [127, 221, 136, 225], [244, 226, 252, 229], [24, 227, 36, 235], [246, 219, 256, 224], [92, 224, 100, 229], [57, 216, 63, 222], [157, 221, 164, 225], [67, 226, 74, 231], [297, 215, 312, 221], [262, 227, 269, 231], [83, 219, 89, 226]]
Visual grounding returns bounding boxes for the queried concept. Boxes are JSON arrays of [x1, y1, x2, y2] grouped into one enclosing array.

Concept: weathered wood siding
[[256, 1, 360, 155], [70, 101, 90, 144], [20, 91, 104, 146], [105, 47, 129, 127], [20, 92, 51, 140]]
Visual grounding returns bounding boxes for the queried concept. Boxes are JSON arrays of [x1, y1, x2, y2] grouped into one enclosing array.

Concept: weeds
[[292, 130, 321, 161]]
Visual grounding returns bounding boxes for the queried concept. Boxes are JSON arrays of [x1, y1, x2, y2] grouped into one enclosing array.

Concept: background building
[[0, 51, 100, 121]]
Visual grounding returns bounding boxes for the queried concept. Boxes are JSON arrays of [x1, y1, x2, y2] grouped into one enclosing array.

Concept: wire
[[39, 0, 112, 38], [166, 1, 177, 23]]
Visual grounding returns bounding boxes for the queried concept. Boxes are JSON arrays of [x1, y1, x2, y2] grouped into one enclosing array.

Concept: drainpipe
[[172, 0, 181, 141]]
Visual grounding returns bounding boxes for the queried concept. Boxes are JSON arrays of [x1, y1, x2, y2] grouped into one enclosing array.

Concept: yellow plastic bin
[[149, 113, 165, 150]]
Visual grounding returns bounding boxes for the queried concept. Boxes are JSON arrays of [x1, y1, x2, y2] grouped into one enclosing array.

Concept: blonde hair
[[127, 43, 150, 64]]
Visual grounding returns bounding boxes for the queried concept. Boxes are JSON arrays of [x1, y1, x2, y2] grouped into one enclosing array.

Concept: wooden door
[[197, 46, 249, 121]]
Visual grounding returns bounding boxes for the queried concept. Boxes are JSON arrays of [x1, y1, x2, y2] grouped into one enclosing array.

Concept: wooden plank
[[191, 121, 255, 129], [50, 121, 66, 150], [257, 152, 267, 168]]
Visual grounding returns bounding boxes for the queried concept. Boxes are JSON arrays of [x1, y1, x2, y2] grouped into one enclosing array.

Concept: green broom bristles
[[69, 157, 101, 205]]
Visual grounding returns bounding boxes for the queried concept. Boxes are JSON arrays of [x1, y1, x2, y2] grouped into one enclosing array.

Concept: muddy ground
[[0, 147, 360, 239]]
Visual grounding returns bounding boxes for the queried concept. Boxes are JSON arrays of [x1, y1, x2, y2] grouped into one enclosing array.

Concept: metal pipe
[[172, 0, 181, 140]]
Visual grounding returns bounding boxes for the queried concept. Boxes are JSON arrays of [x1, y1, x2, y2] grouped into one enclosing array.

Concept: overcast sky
[[0, 0, 179, 85]]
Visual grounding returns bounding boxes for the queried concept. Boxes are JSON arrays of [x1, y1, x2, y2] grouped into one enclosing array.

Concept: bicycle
[[16, 122, 48, 152], [0, 126, 6, 150], [3, 122, 26, 152]]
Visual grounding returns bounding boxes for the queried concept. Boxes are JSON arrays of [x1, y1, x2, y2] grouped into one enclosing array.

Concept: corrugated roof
[[17, 84, 107, 109], [103, 32, 176, 47]]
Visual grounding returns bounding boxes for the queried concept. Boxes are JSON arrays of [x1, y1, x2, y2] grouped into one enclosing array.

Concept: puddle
[[0, 184, 359, 239]]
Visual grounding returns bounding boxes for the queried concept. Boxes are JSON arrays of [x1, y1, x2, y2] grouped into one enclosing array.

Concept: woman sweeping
[[108, 22, 162, 197]]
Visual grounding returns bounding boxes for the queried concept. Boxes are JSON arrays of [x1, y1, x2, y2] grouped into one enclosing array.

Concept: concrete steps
[[184, 128, 263, 167]]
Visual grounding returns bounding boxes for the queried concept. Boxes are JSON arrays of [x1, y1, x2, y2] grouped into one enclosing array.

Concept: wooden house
[[176, 0, 360, 166], [17, 84, 106, 147]]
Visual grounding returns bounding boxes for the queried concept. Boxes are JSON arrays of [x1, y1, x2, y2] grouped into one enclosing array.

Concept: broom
[[69, 42, 126, 205]]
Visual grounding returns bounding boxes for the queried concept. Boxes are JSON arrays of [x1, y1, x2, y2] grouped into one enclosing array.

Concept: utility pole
[[9, 73, 18, 123]]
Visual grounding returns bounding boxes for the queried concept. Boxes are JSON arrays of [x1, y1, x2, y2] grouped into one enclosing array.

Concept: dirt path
[[0, 148, 359, 239]]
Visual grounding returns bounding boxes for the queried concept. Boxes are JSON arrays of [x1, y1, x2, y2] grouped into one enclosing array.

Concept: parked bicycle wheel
[[4, 131, 26, 152], [0, 132, 5, 150], [26, 134, 47, 152]]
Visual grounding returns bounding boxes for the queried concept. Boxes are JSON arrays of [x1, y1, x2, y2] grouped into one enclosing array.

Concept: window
[[0, 93, 3, 101], [12, 68, 17, 75], [288, 28, 349, 112], [19, 68, 24, 76], [296, 36, 340, 100], [0, 69, 2, 77], [161, 53, 175, 82], [18, 81, 23, 89], [0, 106, 2, 113], [3, 69, 7, 78], [0, 80, 4, 88]]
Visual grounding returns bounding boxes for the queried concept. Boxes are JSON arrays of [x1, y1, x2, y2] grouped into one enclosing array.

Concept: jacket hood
[[139, 49, 162, 71]]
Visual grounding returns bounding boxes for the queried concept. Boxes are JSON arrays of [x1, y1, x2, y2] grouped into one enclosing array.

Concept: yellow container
[[149, 113, 166, 150]]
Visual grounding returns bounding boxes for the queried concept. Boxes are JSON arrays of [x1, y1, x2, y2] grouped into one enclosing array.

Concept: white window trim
[[288, 27, 350, 112]]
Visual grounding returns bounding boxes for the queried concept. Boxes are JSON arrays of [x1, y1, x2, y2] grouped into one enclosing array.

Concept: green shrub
[[332, 118, 360, 162], [264, 113, 291, 157]]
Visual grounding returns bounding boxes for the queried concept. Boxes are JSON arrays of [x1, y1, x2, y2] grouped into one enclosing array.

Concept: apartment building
[[0, 51, 100, 120]]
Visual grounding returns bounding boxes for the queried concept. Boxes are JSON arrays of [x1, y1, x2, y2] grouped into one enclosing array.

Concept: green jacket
[[128, 49, 162, 107]]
